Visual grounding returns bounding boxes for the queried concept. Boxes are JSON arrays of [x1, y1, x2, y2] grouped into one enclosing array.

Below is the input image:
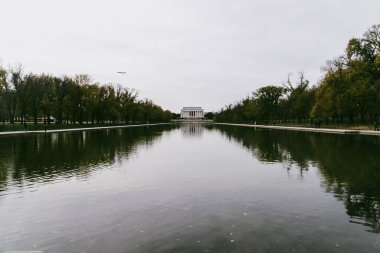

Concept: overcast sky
[[1, 0, 379, 112]]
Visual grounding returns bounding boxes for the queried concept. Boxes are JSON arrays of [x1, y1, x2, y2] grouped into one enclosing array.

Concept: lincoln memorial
[[180, 107, 204, 119]]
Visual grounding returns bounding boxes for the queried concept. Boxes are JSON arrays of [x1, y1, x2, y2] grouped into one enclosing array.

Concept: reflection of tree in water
[[215, 125, 380, 233], [0, 125, 178, 193]]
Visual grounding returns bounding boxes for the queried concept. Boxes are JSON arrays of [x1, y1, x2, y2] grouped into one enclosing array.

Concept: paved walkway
[[214, 123, 380, 136], [0, 123, 171, 136]]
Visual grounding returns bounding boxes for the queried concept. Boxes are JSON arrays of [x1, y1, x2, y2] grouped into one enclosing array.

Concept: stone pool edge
[[214, 123, 380, 136], [0, 123, 172, 136]]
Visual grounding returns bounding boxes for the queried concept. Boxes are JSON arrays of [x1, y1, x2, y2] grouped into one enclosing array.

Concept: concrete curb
[[214, 123, 380, 136], [0, 123, 172, 136]]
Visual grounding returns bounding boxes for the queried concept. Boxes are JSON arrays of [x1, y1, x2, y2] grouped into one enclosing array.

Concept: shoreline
[[0, 123, 172, 136], [1, 122, 380, 137], [214, 123, 380, 136]]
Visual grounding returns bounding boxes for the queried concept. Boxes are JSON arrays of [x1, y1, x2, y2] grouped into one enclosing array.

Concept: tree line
[[215, 24, 380, 125], [0, 67, 172, 125]]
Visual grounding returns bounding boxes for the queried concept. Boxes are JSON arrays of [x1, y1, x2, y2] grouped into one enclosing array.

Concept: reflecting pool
[[0, 124, 379, 252]]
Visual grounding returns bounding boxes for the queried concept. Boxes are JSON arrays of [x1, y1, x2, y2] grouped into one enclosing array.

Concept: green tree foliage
[[11, 64, 29, 123], [312, 24, 380, 124], [0, 67, 7, 122], [26, 74, 46, 124], [215, 24, 380, 125], [0, 68, 172, 125], [204, 112, 214, 120], [253, 86, 284, 123], [282, 72, 315, 124], [0, 66, 17, 124]]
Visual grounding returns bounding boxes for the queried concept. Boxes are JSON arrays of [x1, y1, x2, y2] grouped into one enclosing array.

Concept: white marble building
[[180, 107, 204, 119]]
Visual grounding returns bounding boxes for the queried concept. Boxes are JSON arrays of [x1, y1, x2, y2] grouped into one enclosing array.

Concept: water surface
[[0, 124, 379, 253]]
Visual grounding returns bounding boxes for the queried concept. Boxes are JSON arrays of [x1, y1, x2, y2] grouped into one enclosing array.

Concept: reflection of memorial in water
[[181, 123, 204, 137]]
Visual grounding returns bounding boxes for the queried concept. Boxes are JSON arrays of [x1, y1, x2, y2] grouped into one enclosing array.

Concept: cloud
[[0, 0, 379, 112]]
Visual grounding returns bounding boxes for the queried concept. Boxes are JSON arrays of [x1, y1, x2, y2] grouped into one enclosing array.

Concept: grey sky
[[1, 0, 379, 112]]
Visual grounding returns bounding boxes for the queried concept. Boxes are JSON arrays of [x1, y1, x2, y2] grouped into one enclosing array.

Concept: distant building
[[180, 107, 204, 119]]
